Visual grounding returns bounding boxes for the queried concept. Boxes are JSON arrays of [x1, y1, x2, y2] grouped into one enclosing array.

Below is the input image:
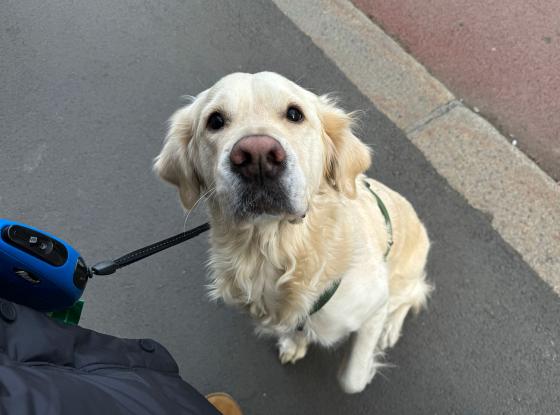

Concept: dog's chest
[[246, 261, 286, 320], [209, 239, 293, 318]]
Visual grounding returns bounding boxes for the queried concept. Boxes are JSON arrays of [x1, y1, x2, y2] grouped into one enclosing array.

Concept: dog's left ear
[[153, 105, 201, 210], [318, 95, 372, 198]]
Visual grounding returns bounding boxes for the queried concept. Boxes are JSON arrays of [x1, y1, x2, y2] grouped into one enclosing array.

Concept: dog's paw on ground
[[338, 364, 376, 394], [338, 350, 390, 394], [278, 335, 308, 364]]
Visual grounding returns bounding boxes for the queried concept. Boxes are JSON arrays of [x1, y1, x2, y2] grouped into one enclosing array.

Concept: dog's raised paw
[[278, 335, 308, 365]]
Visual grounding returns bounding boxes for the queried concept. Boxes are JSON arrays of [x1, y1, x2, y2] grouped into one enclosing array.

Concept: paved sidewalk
[[1, 1, 559, 414], [353, 0, 560, 180]]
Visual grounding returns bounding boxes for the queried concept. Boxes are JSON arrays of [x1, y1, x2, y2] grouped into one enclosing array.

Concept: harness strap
[[364, 180, 394, 259], [309, 280, 341, 316], [299, 180, 394, 329]]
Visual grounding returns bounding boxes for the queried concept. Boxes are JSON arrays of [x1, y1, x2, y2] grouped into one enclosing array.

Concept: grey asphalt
[[1, 1, 558, 414]]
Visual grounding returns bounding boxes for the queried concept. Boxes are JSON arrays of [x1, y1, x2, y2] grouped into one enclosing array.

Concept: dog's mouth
[[232, 182, 294, 219]]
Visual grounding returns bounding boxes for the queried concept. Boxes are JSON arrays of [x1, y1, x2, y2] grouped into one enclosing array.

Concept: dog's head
[[154, 72, 371, 222]]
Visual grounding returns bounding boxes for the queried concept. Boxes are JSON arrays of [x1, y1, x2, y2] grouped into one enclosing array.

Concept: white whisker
[[183, 183, 216, 231]]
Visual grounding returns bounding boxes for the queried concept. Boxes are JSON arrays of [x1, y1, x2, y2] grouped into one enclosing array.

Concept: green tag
[[47, 300, 84, 325]]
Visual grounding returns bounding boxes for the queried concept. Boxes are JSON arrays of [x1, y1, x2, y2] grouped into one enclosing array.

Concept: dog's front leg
[[277, 330, 309, 365], [338, 302, 388, 394]]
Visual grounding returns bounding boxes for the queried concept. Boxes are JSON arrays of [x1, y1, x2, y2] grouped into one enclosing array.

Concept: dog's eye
[[207, 112, 225, 130], [286, 106, 304, 123]]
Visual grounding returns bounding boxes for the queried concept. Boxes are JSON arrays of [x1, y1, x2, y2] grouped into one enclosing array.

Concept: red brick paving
[[353, 0, 560, 180]]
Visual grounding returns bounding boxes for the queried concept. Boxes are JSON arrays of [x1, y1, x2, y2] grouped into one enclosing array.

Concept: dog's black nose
[[230, 135, 286, 182]]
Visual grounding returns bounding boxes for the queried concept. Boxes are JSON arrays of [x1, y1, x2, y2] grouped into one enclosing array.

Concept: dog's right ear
[[153, 105, 201, 210]]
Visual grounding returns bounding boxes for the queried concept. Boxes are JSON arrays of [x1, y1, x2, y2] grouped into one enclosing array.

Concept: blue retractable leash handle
[[0, 218, 210, 315]]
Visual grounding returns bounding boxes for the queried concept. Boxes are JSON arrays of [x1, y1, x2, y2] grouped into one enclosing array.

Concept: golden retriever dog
[[154, 72, 432, 393]]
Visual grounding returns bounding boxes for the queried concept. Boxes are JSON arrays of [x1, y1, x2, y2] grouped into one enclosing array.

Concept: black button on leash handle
[[90, 222, 210, 276]]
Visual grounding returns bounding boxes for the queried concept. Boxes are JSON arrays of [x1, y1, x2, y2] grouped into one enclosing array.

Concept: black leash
[[90, 222, 210, 276]]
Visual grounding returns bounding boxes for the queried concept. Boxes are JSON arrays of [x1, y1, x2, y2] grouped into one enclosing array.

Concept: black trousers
[[0, 299, 220, 415]]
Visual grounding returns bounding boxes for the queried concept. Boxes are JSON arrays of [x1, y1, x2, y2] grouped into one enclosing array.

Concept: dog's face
[[155, 72, 371, 222]]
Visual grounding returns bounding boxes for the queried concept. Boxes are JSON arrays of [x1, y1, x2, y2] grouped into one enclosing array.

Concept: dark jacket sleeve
[[0, 299, 220, 415]]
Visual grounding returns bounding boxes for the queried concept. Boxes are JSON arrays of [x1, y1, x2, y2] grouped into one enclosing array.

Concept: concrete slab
[[408, 106, 560, 293], [1, 0, 559, 413], [353, 0, 560, 180]]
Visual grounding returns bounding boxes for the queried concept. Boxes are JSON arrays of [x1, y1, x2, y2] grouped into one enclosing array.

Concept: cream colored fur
[[154, 72, 432, 393]]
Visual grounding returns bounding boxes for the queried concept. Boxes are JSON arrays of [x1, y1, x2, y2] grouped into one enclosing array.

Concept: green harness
[[301, 180, 393, 327]]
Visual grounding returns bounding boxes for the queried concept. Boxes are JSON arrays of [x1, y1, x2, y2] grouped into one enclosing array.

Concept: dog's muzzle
[[229, 135, 292, 217]]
